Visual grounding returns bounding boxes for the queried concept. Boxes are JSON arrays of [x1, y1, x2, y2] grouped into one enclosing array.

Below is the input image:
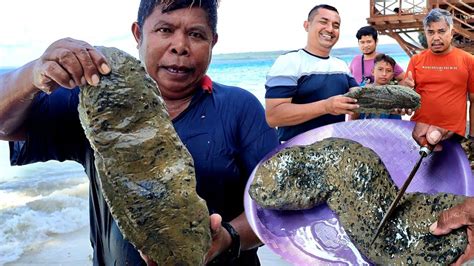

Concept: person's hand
[[204, 213, 231, 264], [412, 122, 453, 151], [392, 108, 413, 116], [324, 95, 359, 116], [139, 214, 231, 265], [364, 78, 373, 87], [348, 86, 360, 92], [430, 198, 474, 265], [399, 71, 415, 88], [32, 38, 111, 94]]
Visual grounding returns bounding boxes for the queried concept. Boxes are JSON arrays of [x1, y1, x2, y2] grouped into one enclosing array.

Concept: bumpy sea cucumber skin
[[344, 85, 421, 114], [78, 46, 210, 265], [249, 138, 467, 265]]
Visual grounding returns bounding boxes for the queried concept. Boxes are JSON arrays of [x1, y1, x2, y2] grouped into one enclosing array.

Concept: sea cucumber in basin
[[249, 138, 467, 264]]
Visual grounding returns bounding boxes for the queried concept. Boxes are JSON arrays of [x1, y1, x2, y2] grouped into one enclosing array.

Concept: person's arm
[[469, 52, 474, 137], [265, 96, 358, 128], [430, 198, 474, 264], [203, 212, 259, 264], [348, 112, 360, 121], [229, 212, 261, 249], [394, 71, 406, 82], [399, 57, 415, 88], [0, 38, 109, 140], [393, 63, 406, 82], [0, 61, 39, 139]]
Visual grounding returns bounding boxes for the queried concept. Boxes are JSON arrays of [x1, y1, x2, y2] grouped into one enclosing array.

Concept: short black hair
[[356, 26, 378, 42], [137, 0, 219, 34], [374, 53, 396, 68], [308, 4, 339, 21]]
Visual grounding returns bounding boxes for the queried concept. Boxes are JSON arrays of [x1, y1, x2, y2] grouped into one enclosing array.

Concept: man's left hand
[[204, 213, 232, 264]]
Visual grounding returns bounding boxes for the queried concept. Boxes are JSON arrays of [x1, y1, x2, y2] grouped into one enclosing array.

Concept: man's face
[[305, 8, 340, 52], [372, 61, 394, 85], [425, 20, 453, 54], [358, 35, 377, 55], [132, 5, 216, 100]]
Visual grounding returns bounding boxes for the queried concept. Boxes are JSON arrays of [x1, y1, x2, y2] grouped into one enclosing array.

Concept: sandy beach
[[6, 226, 290, 266]]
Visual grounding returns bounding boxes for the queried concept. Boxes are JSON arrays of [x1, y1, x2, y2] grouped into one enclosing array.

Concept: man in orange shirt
[[402, 8, 474, 264], [403, 8, 474, 148]]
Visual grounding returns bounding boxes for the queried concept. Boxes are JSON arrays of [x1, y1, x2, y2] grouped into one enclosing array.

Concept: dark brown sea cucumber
[[78, 46, 211, 265], [249, 138, 467, 265], [344, 85, 421, 114]]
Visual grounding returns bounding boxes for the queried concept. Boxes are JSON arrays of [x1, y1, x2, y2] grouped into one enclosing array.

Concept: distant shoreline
[[0, 44, 408, 71], [212, 43, 406, 60]]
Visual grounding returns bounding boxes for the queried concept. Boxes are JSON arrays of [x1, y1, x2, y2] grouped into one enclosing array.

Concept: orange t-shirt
[[407, 48, 474, 136]]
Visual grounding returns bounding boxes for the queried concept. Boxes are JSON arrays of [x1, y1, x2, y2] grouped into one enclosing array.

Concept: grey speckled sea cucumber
[[249, 138, 467, 265], [78, 46, 210, 265], [344, 85, 421, 114]]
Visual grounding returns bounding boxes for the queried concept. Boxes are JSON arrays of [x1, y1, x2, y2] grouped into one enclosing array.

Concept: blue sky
[[0, 0, 396, 67]]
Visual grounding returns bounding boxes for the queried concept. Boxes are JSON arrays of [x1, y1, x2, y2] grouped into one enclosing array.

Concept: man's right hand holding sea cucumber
[[32, 38, 110, 94]]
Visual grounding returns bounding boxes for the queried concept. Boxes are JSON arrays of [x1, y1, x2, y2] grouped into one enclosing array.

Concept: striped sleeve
[[265, 52, 300, 99]]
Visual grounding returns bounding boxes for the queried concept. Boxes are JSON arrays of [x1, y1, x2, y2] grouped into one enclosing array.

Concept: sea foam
[[0, 141, 89, 265]]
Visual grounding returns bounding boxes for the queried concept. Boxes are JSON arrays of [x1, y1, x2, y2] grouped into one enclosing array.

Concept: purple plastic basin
[[244, 119, 473, 265]]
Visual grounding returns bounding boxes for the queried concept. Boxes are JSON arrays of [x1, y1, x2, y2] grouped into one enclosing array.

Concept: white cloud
[[0, 0, 140, 67], [215, 0, 397, 54], [0, 0, 396, 67]]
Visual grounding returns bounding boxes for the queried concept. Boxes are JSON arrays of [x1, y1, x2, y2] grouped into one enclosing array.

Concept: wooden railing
[[369, 0, 474, 55], [430, 0, 473, 53], [371, 0, 429, 16]]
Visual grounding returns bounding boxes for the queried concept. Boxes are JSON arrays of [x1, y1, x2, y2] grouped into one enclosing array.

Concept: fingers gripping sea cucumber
[[249, 138, 467, 265], [78, 46, 211, 265]]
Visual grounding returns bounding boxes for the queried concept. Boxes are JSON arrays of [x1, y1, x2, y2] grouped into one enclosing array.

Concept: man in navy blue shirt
[[0, 0, 279, 265]]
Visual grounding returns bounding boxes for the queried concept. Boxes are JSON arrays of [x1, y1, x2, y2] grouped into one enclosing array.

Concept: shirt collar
[[200, 75, 213, 93]]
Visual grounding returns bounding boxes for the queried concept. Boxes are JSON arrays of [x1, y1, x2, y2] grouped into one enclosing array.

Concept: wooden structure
[[368, 0, 474, 56]]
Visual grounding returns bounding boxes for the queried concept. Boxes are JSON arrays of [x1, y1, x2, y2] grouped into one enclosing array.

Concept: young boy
[[353, 53, 402, 120], [373, 53, 397, 87]]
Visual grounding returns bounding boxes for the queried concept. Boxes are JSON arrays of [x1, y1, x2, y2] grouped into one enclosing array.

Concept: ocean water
[[207, 50, 410, 104], [0, 49, 410, 264], [0, 142, 89, 264]]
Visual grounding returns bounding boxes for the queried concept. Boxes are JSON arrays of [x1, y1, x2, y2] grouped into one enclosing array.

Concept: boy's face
[[372, 61, 394, 85]]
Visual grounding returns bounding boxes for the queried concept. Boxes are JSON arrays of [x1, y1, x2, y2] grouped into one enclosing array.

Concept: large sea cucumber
[[78, 46, 210, 265], [249, 138, 467, 264], [345, 85, 421, 114]]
